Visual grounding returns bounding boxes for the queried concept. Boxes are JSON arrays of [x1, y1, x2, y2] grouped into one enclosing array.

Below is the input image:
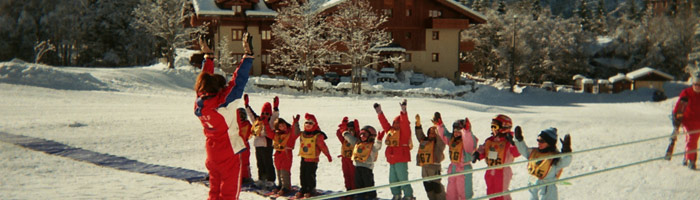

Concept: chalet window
[[261, 54, 270, 64], [432, 31, 439, 40], [233, 5, 242, 15], [262, 30, 271, 40], [429, 10, 442, 18], [405, 32, 411, 40], [405, 53, 412, 62], [405, 9, 411, 17], [432, 53, 439, 62], [232, 29, 244, 40], [383, 9, 392, 17]]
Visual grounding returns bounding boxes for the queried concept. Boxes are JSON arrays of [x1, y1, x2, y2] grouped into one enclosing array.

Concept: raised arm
[[243, 94, 258, 122], [398, 99, 411, 146], [337, 117, 349, 143], [374, 103, 391, 132], [219, 33, 254, 107], [269, 96, 280, 125], [414, 114, 426, 142]]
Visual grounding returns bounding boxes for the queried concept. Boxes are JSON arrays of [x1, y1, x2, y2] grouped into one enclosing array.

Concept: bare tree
[[268, 1, 336, 93], [329, 0, 399, 94], [33, 40, 55, 64], [132, 0, 206, 69]]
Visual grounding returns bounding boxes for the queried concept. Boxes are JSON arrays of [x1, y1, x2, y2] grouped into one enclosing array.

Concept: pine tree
[[594, 0, 607, 35], [497, 0, 507, 15], [577, 0, 593, 31]]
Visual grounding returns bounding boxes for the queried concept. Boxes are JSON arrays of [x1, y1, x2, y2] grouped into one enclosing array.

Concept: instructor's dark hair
[[195, 73, 226, 94]]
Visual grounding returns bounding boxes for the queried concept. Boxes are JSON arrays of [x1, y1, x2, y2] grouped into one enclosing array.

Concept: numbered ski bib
[[252, 120, 265, 136], [341, 141, 354, 158], [417, 140, 435, 166], [484, 139, 507, 166], [273, 132, 290, 152], [353, 142, 374, 162], [528, 150, 563, 180], [385, 129, 400, 147], [449, 137, 464, 164], [299, 135, 317, 159]]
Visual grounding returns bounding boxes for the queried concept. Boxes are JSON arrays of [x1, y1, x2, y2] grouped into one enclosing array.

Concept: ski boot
[[690, 159, 697, 170], [402, 196, 416, 200], [391, 195, 402, 200], [683, 158, 688, 166]]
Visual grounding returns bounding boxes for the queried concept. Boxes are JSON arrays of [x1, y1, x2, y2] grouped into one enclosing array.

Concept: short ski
[[664, 126, 681, 160]]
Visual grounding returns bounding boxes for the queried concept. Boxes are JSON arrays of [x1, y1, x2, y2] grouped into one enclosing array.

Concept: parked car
[[323, 72, 341, 85], [410, 72, 426, 85], [541, 81, 555, 91], [376, 67, 397, 83]]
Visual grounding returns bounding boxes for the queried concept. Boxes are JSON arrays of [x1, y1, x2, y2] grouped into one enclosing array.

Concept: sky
[[1, 50, 699, 200]]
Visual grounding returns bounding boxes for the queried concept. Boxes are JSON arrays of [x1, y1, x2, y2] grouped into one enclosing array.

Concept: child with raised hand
[[473, 114, 521, 200], [374, 99, 414, 200], [434, 113, 478, 200], [236, 107, 254, 185], [296, 113, 333, 199], [336, 117, 358, 197], [267, 96, 301, 196], [342, 119, 382, 200], [514, 127, 572, 200], [414, 113, 446, 200], [244, 94, 277, 190]]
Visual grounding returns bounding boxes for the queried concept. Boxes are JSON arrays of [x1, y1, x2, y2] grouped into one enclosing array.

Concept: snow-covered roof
[[626, 67, 674, 80], [369, 46, 406, 52], [246, 1, 277, 17], [192, 0, 277, 17], [441, 0, 487, 23], [572, 74, 586, 80], [609, 73, 628, 83], [597, 79, 610, 84], [582, 78, 594, 84]]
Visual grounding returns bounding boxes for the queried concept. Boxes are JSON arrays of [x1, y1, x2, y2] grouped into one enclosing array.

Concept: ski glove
[[400, 99, 407, 112], [243, 94, 249, 107], [514, 126, 524, 142], [273, 96, 279, 111], [293, 114, 300, 123], [472, 151, 480, 163], [432, 112, 442, 126], [415, 114, 421, 127], [373, 103, 382, 114], [561, 134, 572, 153], [340, 116, 349, 130], [242, 32, 253, 56]]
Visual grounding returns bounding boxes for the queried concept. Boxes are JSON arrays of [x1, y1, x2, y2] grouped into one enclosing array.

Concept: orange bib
[[528, 150, 563, 179], [448, 137, 465, 164], [341, 140, 354, 158], [484, 139, 508, 166], [352, 142, 374, 162], [299, 134, 317, 159], [252, 120, 265, 136], [273, 132, 290, 151], [385, 129, 400, 147], [417, 140, 435, 166]]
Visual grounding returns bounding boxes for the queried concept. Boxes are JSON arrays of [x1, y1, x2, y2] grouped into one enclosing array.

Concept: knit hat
[[261, 102, 272, 117], [539, 127, 558, 146], [304, 113, 320, 132], [692, 71, 700, 83]]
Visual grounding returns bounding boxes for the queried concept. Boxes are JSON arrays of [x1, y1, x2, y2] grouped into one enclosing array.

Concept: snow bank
[[0, 60, 111, 91]]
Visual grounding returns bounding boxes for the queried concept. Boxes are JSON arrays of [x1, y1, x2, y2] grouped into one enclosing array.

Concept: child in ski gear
[[268, 97, 301, 196], [415, 113, 446, 200], [514, 127, 572, 200], [244, 94, 277, 190], [673, 71, 700, 169], [193, 33, 253, 200], [435, 113, 478, 200], [375, 99, 414, 200], [344, 123, 383, 200], [296, 113, 333, 198], [237, 107, 254, 185], [336, 117, 358, 196], [474, 114, 521, 200]]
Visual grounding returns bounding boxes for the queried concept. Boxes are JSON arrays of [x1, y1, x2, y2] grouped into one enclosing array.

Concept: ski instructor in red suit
[[673, 71, 700, 170], [194, 33, 254, 200]]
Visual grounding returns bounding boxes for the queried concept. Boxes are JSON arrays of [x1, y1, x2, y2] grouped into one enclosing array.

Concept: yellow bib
[[299, 134, 317, 159], [417, 140, 435, 166], [273, 132, 290, 152], [252, 120, 265, 136], [352, 142, 374, 162], [385, 129, 400, 147], [528, 150, 563, 179], [341, 140, 354, 158], [448, 137, 464, 164], [484, 139, 508, 166]]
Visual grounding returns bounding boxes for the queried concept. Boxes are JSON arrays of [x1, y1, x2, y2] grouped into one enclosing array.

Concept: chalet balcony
[[431, 18, 470, 29]]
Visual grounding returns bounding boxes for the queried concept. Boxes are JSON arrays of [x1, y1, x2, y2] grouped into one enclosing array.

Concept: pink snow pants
[[484, 167, 512, 200]]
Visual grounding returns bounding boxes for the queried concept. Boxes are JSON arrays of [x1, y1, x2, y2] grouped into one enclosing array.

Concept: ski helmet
[[492, 114, 512, 129]]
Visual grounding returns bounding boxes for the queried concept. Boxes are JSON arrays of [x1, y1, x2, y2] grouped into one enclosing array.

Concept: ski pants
[[300, 160, 318, 194], [684, 123, 700, 161], [206, 154, 242, 200], [277, 169, 292, 191], [274, 150, 293, 190], [241, 149, 251, 180], [389, 162, 413, 197], [422, 164, 446, 200], [341, 157, 356, 191], [484, 167, 513, 200], [255, 146, 275, 182], [354, 166, 377, 200], [447, 163, 473, 200], [528, 180, 558, 200]]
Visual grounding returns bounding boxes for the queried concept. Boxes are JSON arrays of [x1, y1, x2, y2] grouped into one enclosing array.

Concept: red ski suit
[[477, 133, 520, 200], [270, 120, 300, 171], [674, 87, 700, 161], [195, 56, 253, 200], [337, 119, 360, 191], [377, 112, 412, 164]]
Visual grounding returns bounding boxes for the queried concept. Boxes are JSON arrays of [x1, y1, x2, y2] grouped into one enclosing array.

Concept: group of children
[[237, 97, 573, 200]]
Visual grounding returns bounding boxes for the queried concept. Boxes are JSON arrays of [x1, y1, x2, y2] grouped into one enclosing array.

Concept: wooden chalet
[[625, 67, 674, 92], [187, 0, 486, 81]]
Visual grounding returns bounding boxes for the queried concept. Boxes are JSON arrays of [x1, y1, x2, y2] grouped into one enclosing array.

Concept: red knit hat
[[304, 113, 320, 132]]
